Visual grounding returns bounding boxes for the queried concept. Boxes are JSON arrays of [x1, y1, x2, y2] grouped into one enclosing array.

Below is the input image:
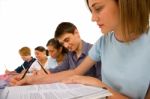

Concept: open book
[[0, 83, 112, 99]]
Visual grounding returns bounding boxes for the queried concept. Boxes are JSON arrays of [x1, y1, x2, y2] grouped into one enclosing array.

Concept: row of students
[[5, 38, 68, 75], [10, 0, 150, 98], [10, 22, 101, 85]]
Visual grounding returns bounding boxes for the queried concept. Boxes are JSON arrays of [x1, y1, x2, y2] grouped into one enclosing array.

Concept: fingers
[[9, 74, 24, 86], [15, 79, 26, 86]]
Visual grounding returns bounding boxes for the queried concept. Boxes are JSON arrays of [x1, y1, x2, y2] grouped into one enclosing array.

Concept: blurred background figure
[[29, 46, 48, 73], [5, 46, 36, 75], [46, 38, 68, 69]]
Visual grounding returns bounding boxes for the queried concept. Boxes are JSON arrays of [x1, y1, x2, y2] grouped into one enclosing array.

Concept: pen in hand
[[20, 66, 30, 80], [37, 61, 48, 74]]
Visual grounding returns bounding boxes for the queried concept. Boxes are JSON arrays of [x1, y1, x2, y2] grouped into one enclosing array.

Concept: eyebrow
[[64, 38, 69, 41], [91, 2, 102, 8]]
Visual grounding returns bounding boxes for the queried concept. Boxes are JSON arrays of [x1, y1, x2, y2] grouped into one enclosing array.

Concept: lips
[[98, 24, 104, 28]]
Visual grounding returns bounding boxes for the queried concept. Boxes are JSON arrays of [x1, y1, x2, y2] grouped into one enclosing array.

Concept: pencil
[[37, 61, 48, 74], [20, 66, 30, 80]]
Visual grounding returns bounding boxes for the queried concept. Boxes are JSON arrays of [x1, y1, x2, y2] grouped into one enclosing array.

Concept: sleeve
[[49, 54, 70, 73], [88, 37, 102, 62], [14, 63, 24, 73], [29, 60, 40, 72]]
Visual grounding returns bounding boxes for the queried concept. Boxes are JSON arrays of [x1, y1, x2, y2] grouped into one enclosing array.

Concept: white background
[[0, 0, 102, 74]]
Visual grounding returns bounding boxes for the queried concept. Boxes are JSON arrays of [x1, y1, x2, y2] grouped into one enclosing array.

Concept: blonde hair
[[86, 0, 150, 41], [19, 47, 31, 56], [118, 0, 150, 40]]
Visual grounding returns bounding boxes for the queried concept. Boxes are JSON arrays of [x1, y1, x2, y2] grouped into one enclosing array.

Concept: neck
[[26, 56, 32, 62], [114, 28, 141, 42], [75, 40, 83, 58], [115, 32, 141, 42], [56, 54, 64, 64]]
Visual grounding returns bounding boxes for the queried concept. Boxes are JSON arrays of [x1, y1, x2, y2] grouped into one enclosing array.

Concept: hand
[[61, 75, 104, 87], [9, 74, 23, 86], [5, 70, 18, 75], [9, 72, 35, 86], [62, 75, 129, 99]]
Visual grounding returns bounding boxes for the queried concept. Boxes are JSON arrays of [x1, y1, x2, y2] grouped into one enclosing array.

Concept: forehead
[[21, 55, 28, 58], [47, 45, 55, 50], [35, 50, 43, 54], [88, 0, 108, 7], [57, 33, 74, 42]]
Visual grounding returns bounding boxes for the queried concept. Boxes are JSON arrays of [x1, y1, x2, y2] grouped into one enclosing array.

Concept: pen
[[20, 66, 30, 80], [37, 61, 48, 74]]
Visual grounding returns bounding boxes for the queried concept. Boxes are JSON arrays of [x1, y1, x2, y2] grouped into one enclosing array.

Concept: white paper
[[0, 83, 112, 99]]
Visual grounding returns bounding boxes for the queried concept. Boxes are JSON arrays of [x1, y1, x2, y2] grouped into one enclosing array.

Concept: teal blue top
[[88, 28, 150, 99]]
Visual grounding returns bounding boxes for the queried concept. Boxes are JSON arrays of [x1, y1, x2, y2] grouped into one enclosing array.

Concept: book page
[[0, 83, 112, 99]]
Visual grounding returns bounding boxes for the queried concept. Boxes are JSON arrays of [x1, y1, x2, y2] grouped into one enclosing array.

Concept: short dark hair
[[35, 46, 46, 52], [54, 22, 77, 38]]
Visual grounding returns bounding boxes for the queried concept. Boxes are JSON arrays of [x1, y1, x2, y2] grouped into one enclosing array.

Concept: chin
[[101, 30, 111, 35], [68, 49, 74, 52]]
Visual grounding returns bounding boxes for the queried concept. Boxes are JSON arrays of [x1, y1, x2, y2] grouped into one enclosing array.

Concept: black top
[[15, 57, 36, 73]]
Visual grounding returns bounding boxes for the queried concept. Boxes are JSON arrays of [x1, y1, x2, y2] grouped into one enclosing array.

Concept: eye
[[64, 38, 70, 43], [94, 6, 104, 13]]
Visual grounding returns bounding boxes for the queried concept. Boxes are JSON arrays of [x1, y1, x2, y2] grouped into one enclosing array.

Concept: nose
[[91, 12, 98, 22]]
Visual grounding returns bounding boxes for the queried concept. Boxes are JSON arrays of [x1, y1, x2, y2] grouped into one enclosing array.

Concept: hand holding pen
[[20, 61, 48, 80]]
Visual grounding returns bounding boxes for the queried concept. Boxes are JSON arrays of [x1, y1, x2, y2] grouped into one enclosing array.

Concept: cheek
[[36, 54, 41, 59], [102, 10, 119, 32], [107, 8, 120, 29]]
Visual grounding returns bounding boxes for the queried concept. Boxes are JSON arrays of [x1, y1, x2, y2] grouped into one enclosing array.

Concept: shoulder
[[82, 40, 93, 52]]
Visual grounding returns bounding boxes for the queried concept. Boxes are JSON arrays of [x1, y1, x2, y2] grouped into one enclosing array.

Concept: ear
[[74, 29, 80, 38]]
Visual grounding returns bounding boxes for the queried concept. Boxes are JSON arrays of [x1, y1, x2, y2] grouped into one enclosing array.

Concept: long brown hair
[[85, 0, 150, 41], [118, 0, 149, 40]]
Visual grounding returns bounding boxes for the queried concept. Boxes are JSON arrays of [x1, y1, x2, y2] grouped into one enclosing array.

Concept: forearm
[[30, 56, 96, 84], [31, 70, 76, 84]]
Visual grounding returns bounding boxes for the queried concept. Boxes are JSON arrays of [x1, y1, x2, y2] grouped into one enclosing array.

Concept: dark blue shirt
[[50, 40, 101, 79], [15, 57, 36, 73]]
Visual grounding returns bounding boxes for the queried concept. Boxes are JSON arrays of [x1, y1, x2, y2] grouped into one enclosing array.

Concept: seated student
[[5, 46, 36, 75], [29, 46, 49, 73], [46, 38, 68, 69]]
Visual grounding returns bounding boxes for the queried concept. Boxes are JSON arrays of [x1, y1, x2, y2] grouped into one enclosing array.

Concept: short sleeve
[[88, 37, 102, 62]]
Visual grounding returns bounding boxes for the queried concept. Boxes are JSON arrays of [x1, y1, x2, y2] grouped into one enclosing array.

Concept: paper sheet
[[1, 83, 112, 99]]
